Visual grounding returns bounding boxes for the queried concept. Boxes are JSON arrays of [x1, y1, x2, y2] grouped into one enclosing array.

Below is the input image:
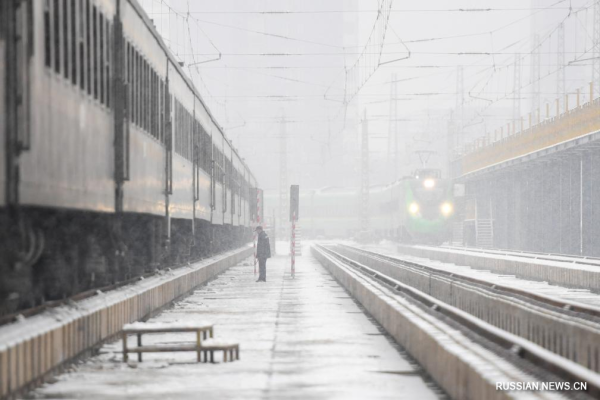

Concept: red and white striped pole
[[253, 190, 261, 276], [291, 211, 296, 278]]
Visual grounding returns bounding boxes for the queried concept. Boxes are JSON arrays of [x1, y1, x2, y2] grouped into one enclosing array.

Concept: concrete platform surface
[[30, 244, 442, 400]]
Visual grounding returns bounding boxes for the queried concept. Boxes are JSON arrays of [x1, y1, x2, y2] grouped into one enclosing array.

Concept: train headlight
[[409, 202, 420, 215], [423, 178, 435, 189], [441, 202, 453, 216]]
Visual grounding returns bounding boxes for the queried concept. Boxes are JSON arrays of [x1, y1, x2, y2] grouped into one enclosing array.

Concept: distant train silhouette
[[266, 169, 455, 244]]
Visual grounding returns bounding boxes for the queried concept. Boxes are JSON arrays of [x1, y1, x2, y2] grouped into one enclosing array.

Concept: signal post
[[290, 185, 299, 278]]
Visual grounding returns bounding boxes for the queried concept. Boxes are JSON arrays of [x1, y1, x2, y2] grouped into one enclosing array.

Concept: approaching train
[[0, 0, 259, 313], [266, 169, 455, 243]]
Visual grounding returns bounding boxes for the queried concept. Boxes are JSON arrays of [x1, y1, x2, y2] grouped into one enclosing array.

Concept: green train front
[[397, 169, 454, 244]]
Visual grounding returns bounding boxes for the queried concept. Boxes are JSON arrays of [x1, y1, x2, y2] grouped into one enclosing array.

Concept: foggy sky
[[141, 0, 590, 189]]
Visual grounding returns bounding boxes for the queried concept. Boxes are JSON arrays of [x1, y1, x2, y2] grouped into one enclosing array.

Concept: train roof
[[127, 0, 257, 185]]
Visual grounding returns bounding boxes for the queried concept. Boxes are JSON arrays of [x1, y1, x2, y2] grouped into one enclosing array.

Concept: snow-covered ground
[[30, 243, 442, 400]]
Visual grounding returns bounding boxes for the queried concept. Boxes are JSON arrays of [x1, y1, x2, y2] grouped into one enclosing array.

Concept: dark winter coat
[[257, 231, 271, 259]]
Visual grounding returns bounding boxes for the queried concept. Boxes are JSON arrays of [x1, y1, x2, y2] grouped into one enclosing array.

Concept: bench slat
[[123, 322, 213, 333], [127, 345, 199, 353], [126, 343, 239, 353]]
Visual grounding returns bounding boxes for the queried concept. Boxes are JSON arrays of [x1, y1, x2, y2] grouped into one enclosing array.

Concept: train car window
[[138, 58, 141, 127], [189, 115, 193, 161], [106, 20, 111, 107], [156, 74, 160, 140], [130, 47, 134, 123], [136, 51, 140, 126], [146, 62, 150, 132], [62, 0, 69, 79], [196, 122, 206, 169], [176, 100, 181, 155], [186, 107, 191, 159], [158, 76, 162, 141], [70, 0, 76, 85], [144, 61, 148, 131], [133, 49, 137, 125], [141, 60, 145, 129], [139, 54, 143, 127], [79, 5, 84, 91], [185, 112, 189, 159], [148, 65, 152, 133], [186, 109, 190, 159], [99, 13, 104, 105], [150, 71, 154, 137], [136, 52, 140, 126], [206, 131, 212, 172], [180, 107, 185, 157], [143, 58, 146, 128], [157, 74, 160, 139], [158, 79, 163, 143], [53, 0, 60, 73], [189, 114, 193, 161], [44, 0, 51, 68], [127, 43, 132, 120], [85, 0, 90, 94], [181, 111, 185, 157], [177, 101, 181, 153], [92, 5, 97, 100]]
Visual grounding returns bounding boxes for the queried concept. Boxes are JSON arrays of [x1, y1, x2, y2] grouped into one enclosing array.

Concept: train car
[[0, 0, 258, 314], [265, 169, 454, 243], [384, 168, 454, 244]]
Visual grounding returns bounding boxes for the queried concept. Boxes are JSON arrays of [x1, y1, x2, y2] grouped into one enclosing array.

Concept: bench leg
[[137, 334, 142, 362], [236, 346, 240, 360], [122, 333, 128, 363], [203, 350, 207, 363], [224, 350, 228, 363], [196, 331, 202, 362], [210, 327, 213, 338], [210, 351, 214, 363]]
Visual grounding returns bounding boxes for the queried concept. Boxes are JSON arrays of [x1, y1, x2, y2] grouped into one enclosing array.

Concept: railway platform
[[30, 244, 442, 400]]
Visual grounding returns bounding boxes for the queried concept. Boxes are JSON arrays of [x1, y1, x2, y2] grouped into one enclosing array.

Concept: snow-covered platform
[[397, 244, 600, 292], [31, 244, 441, 399]]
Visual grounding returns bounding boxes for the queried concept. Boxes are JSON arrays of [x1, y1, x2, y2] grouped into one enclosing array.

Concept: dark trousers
[[258, 258, 267, 281]]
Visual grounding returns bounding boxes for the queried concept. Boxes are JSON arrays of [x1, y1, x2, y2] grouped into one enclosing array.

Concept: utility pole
[[594, 1, 600, 100], [531, 34, 540, 123], [278, 116, 288, 239], [557, 23, 565, 113], [513, 54, 521, 134], [455, 66, 464, 150], [387, 73, 398, 182], [360, 109, 369, 233]]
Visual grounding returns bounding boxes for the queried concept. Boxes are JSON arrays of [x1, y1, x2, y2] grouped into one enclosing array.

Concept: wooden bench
[[197, 339, 240, 363], [121, 322, 239, 363]]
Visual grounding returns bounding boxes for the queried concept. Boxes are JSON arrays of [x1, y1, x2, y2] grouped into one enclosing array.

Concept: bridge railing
[[452, 97, 600, 178]]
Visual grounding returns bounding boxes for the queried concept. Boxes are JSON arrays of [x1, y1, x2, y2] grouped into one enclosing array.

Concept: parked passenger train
[[0, 0, 259, 313]]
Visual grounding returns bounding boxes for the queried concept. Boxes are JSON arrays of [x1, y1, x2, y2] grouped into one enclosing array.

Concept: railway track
[[336, 244, 600, 372], [313, 243, 600, 399]]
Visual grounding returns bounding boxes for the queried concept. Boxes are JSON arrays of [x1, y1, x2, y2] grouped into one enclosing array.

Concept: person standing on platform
[[256, 226, 271, 282]]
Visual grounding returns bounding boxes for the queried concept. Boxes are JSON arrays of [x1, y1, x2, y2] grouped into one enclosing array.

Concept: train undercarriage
[[0, 207, 251, 316]]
